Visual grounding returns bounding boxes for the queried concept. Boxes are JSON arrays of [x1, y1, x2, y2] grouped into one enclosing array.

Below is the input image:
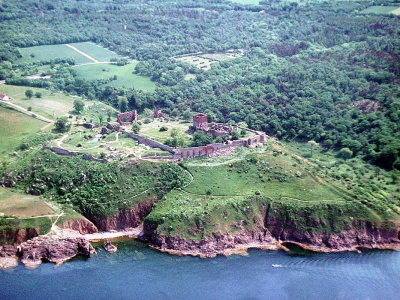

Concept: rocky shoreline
[[2, 197, 400, 269]]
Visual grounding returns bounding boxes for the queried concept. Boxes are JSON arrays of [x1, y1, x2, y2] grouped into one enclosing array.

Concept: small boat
[[272, 264, 282, 268]]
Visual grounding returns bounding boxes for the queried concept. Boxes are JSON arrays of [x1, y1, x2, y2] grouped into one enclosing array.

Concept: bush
[[143, 118, 152, 124], [35, 92, 42, 98], [159, 126, 168, 132]]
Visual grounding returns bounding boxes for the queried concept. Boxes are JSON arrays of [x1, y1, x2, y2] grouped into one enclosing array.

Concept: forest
[[0, 0, 399, 169]]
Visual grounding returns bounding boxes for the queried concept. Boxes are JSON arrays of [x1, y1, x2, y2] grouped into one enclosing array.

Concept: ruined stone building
[[117, 110, 138, 125], [191, 113, 236, 138]]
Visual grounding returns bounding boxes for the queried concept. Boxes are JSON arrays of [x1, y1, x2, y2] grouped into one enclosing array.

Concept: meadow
[[137, 120, 193, 146], [183, 146, 344, 201], [73, 63, 156, 91], [0, 103, 45, 159], [0, 187, 53, 217]]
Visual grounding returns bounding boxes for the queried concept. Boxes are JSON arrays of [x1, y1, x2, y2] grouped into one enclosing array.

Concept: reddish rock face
[[143, 217, 400, 257], [90, 197, 157, 231], [59, 217, 98, 235], [0, 228, 40, 245], [18, 236, 96, 268]]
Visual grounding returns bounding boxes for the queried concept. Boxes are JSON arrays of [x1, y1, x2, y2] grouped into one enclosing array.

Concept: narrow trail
[[65, 44, 99, 63], [1, 101, 53, 123]]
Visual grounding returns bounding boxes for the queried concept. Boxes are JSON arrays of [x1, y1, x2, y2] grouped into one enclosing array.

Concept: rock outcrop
[[104, 240, 117, 252], [0, 227, 40, 245], [58, 217, 99, 235], [143, 219, 400, 257], [90, 197, 156, 231], [18, 236, 96, 268]]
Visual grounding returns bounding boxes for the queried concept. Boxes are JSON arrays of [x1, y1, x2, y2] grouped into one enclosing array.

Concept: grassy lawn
[[17, 44, 92, 64], [0, 103, 46, 158], [0, 187, 53, 217], [74, 63, 156, 91], [69, 42, 122, 62]]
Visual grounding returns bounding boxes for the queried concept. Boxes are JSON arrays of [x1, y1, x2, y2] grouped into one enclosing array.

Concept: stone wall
[[43, 146, 77, 156], [43, 146, 106, 163], [122, 131, 175, 153], [172, 133, 265, 160]]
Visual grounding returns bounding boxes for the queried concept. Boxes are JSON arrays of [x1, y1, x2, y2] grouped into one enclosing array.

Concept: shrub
[[159, 126, 168, 132]]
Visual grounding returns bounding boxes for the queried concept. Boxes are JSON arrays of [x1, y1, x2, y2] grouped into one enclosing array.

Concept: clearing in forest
[[175, 52, 239, 71], [74, 63, 156, 91], [18, 42, 123, 65]]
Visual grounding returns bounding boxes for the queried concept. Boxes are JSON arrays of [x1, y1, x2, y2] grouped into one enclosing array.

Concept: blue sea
[[1, 238, 399, 300]]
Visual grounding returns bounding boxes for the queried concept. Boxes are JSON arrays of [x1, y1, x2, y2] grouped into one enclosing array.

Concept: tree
[[307, 140, 319, 157], [338, 147, 353, 159], [106, 109, 112, 122], [73, 99, 85, 113], [119, 97, 128, 113], [25, 89, 33, 99], [55, 117, 71, 133], [183, 109, 192, 122], [231, 130, 240, 140], [132, 122, 141, 134], [98, 114, 104, 125]]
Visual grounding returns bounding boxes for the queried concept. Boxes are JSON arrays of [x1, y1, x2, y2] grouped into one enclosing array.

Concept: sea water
[[1, 238, 399, 300]]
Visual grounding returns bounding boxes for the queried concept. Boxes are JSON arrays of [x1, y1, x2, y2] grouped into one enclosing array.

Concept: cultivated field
[[68, 42, 121, 62], [176, 53, 238, 71], [74, 63, 156, 91], [360, 6, 400, 15], [0, 103, 46, 158], [18, 42, 123, 65], [0, 187, 53, 217], [176, 56, 217, 70], [18, 44, 92, 64]]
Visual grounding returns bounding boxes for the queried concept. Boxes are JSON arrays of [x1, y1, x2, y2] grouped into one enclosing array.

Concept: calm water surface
[[1, 239, 399, 300]]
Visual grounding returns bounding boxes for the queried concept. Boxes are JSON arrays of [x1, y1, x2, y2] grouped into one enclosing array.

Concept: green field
[[17, 42, 126, 65], [0, 104, 46, 158], [74, 63, 156, 91], [135, 120, 193, 146], [183, 146, 344, 201], [360, 6, 400, 15], [68, 42, 122, 62], [18, 44, 92, 64]]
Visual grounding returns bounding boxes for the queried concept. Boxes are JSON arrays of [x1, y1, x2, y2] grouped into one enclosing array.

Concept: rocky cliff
[[19, 236, 96, 268], [90, 197, 156, 231], [58, 217, 98, 235], [0, 227, 40, 245], [143, 218, 400, 257]]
